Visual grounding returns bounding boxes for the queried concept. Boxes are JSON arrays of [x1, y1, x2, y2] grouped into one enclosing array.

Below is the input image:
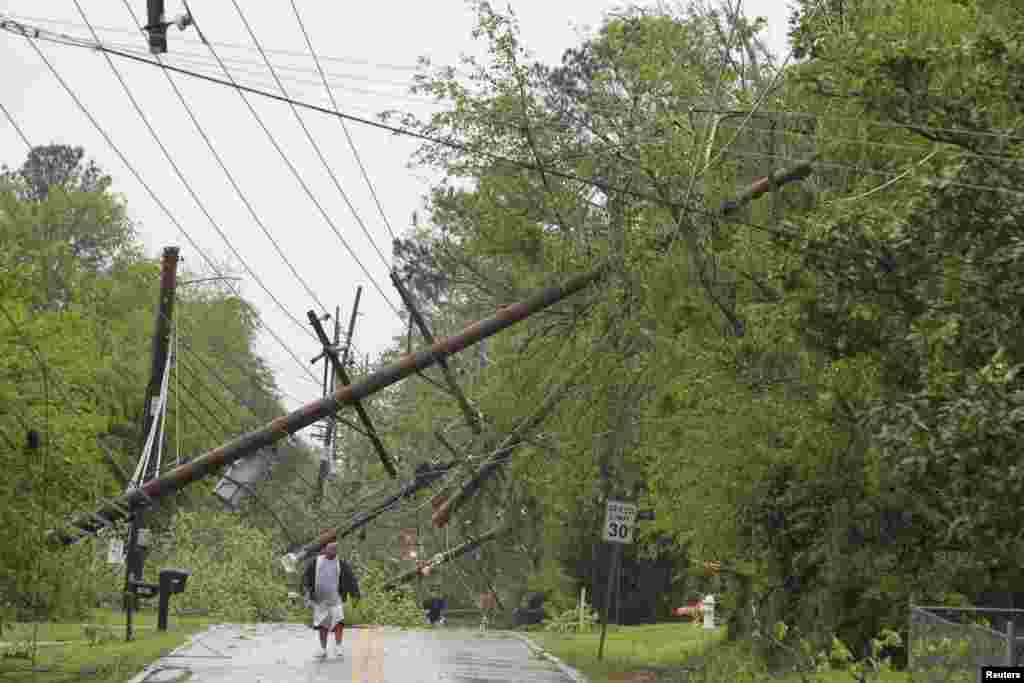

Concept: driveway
[[129, 623, 583, 683]]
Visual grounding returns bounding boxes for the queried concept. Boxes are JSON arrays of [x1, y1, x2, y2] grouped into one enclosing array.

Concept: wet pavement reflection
[[129, 623, 578, 683]]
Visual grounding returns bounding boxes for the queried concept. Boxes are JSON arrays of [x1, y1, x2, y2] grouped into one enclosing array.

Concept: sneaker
[[334, 646, 344, 659], [326, 642, 336, 658], [315, 647, 327, 659]]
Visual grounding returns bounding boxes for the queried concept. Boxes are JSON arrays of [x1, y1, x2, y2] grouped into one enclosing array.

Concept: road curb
[[126, 626, 213, 683], [511, 632, 589, 683]]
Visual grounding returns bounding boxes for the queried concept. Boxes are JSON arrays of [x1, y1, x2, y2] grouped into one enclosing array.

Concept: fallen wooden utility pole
[[279, 443, 521, 572], [431, 369, 579, 529], [279, 459, 455, 572], [654, 157, 816, 254], [391, 270, 482, 435], [382, 527, 505, 590], [719, 157, 816, 217], [47, 266, 606, 547]]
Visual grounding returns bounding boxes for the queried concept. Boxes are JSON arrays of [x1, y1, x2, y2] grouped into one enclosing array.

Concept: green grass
[[529, 622, 725, 682], [0, 607, 215, 682], [529, 624, 912, 683]]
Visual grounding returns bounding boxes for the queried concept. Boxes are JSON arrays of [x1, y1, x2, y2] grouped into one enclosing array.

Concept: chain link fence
[[910, 605, 1024, 683]]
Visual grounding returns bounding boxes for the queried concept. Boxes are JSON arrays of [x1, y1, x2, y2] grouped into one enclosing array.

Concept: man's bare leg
[[334, 622, 343, 644]]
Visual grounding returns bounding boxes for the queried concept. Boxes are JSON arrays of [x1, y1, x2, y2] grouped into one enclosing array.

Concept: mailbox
[[159, 568, 190, 594], [157, 568, 191, 631]]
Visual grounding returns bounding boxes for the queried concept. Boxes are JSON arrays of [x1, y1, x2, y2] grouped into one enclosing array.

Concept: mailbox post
[[157, 569, 191, 631]]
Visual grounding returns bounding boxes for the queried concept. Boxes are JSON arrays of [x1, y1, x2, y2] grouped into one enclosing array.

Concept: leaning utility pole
[[314, 306, 342, 503], [48, 266, 607, 547], [281, 459, 459, 572], [308, 286, 396, 478], [391, 271, 482, 435], [124, 245, 179, 642]]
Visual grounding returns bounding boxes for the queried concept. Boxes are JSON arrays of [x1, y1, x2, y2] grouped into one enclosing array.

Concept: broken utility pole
[[431, 368, 580, 529], [307, 288, 396, 479], [391, 270, 482, 435], [279, 442, 521, 572], [48, 265, 607, 547], [124, 245, 179, 642], [280, 459, 458, 572], [313, 305, 343, 502], [719, 157, 816, 217], [382, 527, 505, 590]]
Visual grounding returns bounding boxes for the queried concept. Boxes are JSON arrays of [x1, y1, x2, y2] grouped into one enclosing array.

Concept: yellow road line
[[351, 627, 385, 683]]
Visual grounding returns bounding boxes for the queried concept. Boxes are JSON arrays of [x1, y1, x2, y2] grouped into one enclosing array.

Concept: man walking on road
[[302, 542, 360, 659]]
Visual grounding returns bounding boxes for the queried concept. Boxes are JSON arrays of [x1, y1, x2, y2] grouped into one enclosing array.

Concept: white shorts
[[312, 601, 344, 630]]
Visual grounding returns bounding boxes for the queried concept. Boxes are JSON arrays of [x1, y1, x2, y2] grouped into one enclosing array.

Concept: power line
[[175, 306, 322, 394], [12, 16, 1021, 210], [162, 386, 314, 541], [7, 19, 1013, 321], [175, 316, 320, 404], [72, 0, 327, 342], [8, 14, 1023, 150], [111, 0, 334, 333], [229, 0, 392, 269], [12, 27, 319, 388], [0, 100, 32, 149], [172, 323, 294, 416], [180, 7, 402, 318], [288, 0, 399, 244], [710, 119, 1024, 167], [689, 108, 1024, 145], [171, 316, 376, 515], [104, 39, 422, 91], [176, 356, 246, 428], [720, 148, 1024, 200], [36, 33, 1012, 224], [3, 12, 453, 75]]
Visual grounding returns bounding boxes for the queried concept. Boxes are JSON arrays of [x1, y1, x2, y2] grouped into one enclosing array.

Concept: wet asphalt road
[[129, 623, 582, 683]]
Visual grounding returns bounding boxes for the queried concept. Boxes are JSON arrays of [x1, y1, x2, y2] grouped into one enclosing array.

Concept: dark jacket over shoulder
[[301, 557, 361, 602]]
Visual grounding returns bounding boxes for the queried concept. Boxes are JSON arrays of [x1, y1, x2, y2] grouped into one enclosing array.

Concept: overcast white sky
[[0, 0, 793, 424]]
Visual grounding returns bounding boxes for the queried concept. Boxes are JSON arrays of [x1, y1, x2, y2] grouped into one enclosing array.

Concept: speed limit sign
[[602, 500, 637, 544]]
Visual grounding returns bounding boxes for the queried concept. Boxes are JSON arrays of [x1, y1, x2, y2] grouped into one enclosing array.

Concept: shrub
[[543, 605, 600, 633], [158, 509, 291, 622], [343, 552, 426, 628]]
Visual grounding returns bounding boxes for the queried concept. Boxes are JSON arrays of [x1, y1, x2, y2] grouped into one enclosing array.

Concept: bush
[[544, 605, 600, 633], [343, 552, 426, 628], [157, 510, 291, 622]]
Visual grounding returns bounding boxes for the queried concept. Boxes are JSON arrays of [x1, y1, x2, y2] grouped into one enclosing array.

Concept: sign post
[[598, 499, 636, 661]]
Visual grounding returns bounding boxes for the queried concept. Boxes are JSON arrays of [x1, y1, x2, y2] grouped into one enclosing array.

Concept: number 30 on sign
[[603, 500, 637, 544]]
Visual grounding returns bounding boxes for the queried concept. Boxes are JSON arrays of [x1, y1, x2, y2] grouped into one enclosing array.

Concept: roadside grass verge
[[0, 607, 215, 682], [529, 624, 911, 683], [529, 622, 725, 682]]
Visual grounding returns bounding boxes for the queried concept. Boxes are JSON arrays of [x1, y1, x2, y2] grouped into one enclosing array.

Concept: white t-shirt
[[314, 556, 341, 605]]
